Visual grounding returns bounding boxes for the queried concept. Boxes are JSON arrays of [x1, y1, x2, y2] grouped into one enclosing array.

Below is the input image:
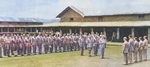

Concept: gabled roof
[[56, 6, 84, 18]]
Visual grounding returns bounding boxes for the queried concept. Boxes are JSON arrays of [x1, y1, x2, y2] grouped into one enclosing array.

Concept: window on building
[[70, 18, 74, 21], [138, 15, 144, 19], [98, 17, 103, 21]]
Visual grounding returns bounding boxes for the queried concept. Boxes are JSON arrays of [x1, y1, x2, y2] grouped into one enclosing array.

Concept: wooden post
[[103, 28, 106, 35], [91, 28, 94, 33], [7, 27, 9, 32], [60, 27, 62, 36], [14, 28, 15, 32], [148, 28, 150, 42], [131, 28, 134, 37], [30, 27, 32, 32], [117, 28, 120, 39], [1, 28, 3, 32], [69, 28, 72, 34], [80, 28, 82, 34]]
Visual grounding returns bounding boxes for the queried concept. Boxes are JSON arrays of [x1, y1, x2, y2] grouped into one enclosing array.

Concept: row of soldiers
[[0, 32, 106, 58], [122, 35, 148, 65]]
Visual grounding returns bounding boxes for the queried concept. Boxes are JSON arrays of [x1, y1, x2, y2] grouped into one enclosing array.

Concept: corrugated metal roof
[[0, 25, 42, 27], [0, 17, 44, 22], [42, 21, 150, 27]]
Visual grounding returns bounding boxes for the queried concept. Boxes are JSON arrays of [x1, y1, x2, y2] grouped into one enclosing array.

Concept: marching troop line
[[122, 35, 148, 65], [0, 32, 107, 58]]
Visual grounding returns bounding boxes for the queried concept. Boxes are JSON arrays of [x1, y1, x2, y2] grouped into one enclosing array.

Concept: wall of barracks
[[60, 9, 150, 22]]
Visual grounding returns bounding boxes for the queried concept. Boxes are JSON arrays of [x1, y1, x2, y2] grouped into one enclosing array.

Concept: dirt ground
[[0, 42, 150, 67]]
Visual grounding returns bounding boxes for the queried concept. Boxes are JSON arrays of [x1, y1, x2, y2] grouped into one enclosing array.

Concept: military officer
[[139, 37, 143, 62], [143, 36, 148, 61], [31, 34, 37, 55], [25, 34, 31, 55], [48, 34, 54, 53], [78, 35, 85, 56], [54, 35, 59, 53], [128, 35, 134, 63], [66, 33, 70, 51], [86, 36, 94, 57], [62, 34, 66, 52], [43, 34, 49, 53], [133, 37, 139, 63], [4, 34, 11, 57], [36, 33, 43, 54], [122, 37, 129, 65], [0, 35, 4, 58], [18, 35, 24, 56], [99, 35, 106, 59]]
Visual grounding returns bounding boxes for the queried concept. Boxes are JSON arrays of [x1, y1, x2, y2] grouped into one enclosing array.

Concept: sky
[[0, 0, 150, 19]]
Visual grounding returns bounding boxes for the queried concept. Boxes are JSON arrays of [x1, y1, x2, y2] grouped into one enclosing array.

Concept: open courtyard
[[0, 42, 150, 67]]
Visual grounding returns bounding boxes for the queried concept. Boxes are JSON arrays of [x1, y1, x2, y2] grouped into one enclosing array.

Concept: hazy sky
[[0, 0, 150, 19]]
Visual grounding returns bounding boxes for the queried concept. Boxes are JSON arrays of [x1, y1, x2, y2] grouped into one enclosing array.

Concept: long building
[[1, 6, 150, 42], [42, 6, 150, 42]]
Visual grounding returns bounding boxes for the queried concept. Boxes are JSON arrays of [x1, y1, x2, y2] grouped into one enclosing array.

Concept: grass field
[[0, 42, 150, 67]]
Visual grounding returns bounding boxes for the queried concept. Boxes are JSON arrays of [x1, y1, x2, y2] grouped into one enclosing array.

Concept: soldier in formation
[[122, 35, 148, 65]]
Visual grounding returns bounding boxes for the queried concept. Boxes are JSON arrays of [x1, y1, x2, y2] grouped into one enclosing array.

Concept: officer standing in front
[[122, 37, 129, 65]]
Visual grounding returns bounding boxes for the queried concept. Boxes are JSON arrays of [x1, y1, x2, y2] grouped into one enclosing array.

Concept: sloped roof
[[42, 21, 150, 27], [56, 6, 84, 18]]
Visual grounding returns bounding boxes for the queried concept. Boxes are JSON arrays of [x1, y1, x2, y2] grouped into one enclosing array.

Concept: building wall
[[60, 8, 150, 22]]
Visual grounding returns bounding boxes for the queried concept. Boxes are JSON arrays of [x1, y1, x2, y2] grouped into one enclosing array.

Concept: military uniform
[[139, 40, 143, 62], [143, 39, 148, 61], [25, 36, 31, 55], [18, 37, 24, 56], [5, 36, 12, 57], [99, 37, 106, 59], [86, 36, 94, 57], [36, 35, 43, 54], [43, 36, 49, 53], [133, 40, 139, 62], [93, 36, 99, 56], [128, 39, 134, 63], [48, 36, 54, 53], [32, 36, 37, 54], [54, 36, 59, 53], [61, 35, 66, 52], [78, 36, 85, 56], [73, 35, 79, 51], [122, 41, 129, 65]]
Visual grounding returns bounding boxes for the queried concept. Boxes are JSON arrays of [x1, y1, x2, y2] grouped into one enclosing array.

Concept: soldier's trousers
[[59, 44, 62, 52], [24, 46, 26, 54], [85, 44, 87, 50], [27, 46, 31, 55], [0, 47, 2, 58], [3, 45, 6, 56], [93, 45, 98, 56], [134, 52, 138, 62], [66, 44, 70, 51], [54, 44, 58, 53], [70, 43, 73, 51], [10, 43, 14, 55], [18, 48, 24, 55], [123, 53, 128, 65], [62, 43, 66, 52], [74, 43, 77, 51], [33, 45, 36, 54], [49, 44, 53, 53], [80, 45, 84, 55], [100, 44, 105, 58], [44, 44, 49, 53], [128, 52, 132, 63], [5, 43, 11, 57], [143, 49, 147, 60], [88, 47, 92, 56], [139, 50, 142, 61], [38, 44, 42, 54]]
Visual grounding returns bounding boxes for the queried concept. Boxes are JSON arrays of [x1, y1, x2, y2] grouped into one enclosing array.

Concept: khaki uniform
[[143, 39, 148, 60], [133, 40, 139, 62], [139, 40, 143, 61], [122, 41, 129, 65]]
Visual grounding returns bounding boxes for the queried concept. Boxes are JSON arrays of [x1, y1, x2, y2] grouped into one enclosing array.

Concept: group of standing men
[[0, 32, 107, 58], [122, 35, 148, 65]]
